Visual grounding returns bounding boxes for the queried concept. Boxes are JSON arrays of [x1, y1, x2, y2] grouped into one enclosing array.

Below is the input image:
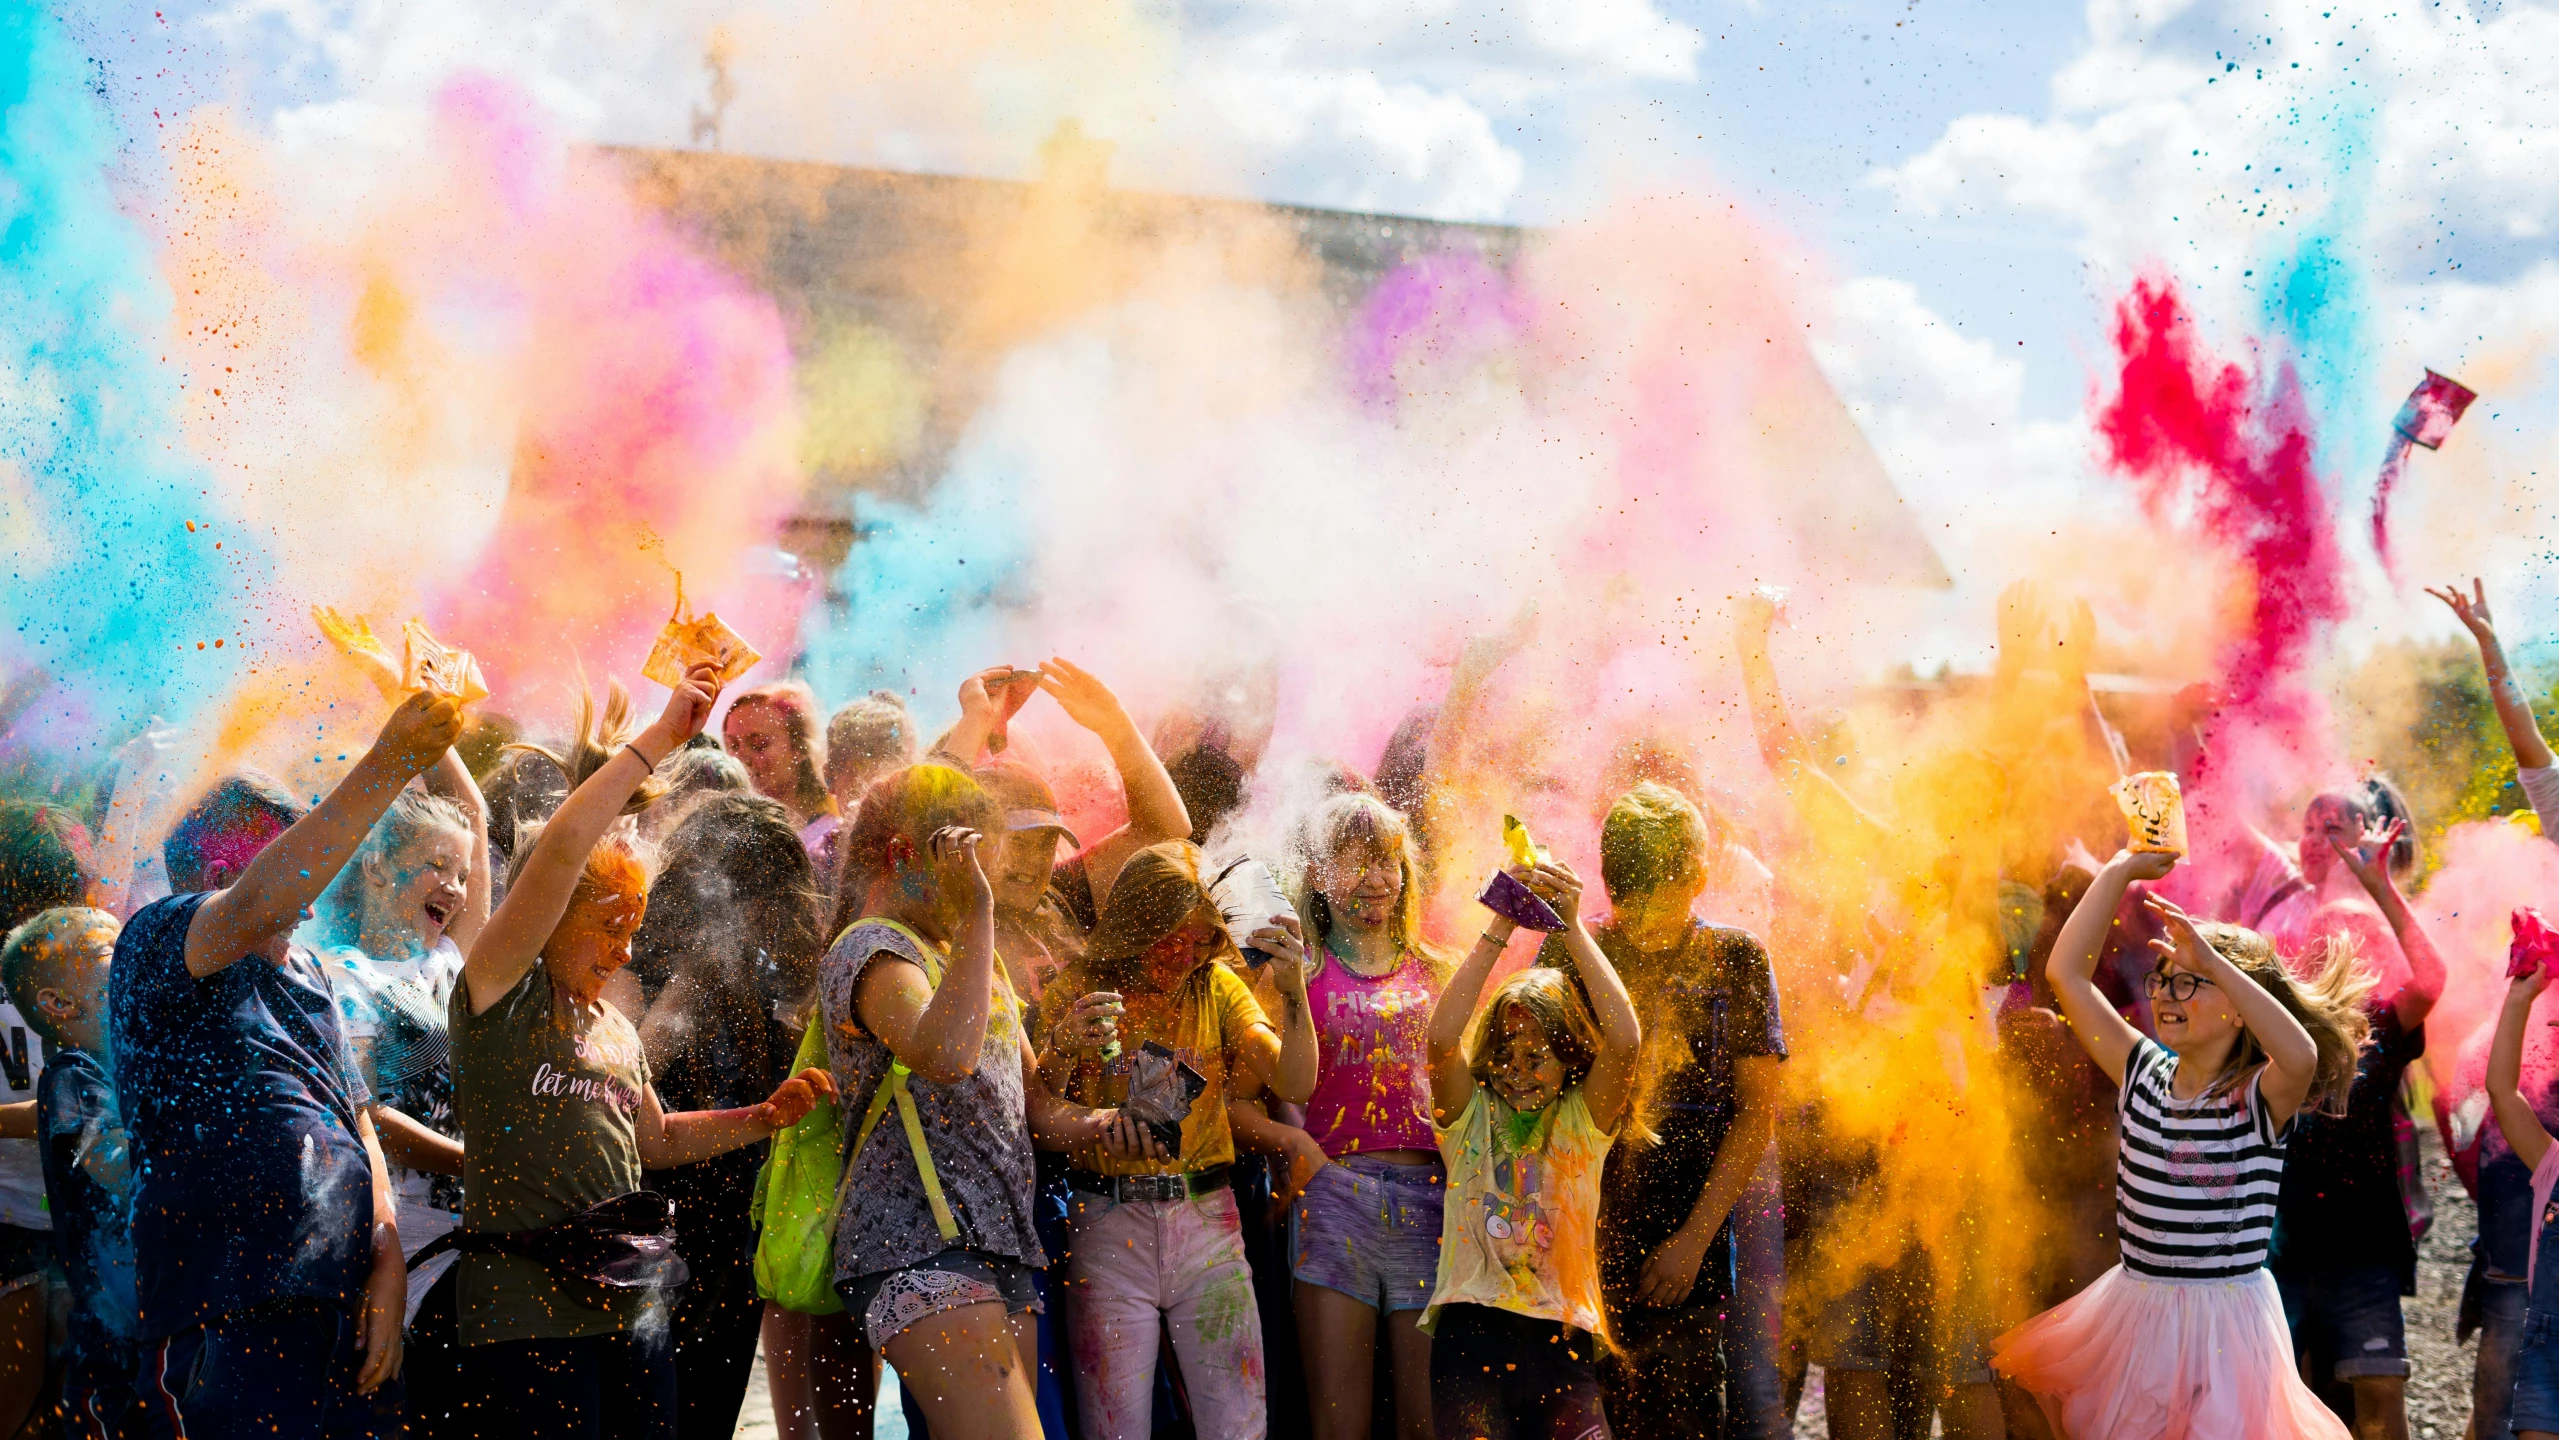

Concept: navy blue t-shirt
[[107, 893, 375, 1339], [37, 1048, 137, 1358]]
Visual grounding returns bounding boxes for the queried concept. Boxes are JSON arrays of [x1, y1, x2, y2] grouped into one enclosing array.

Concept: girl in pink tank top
[[1271, 791, 1450, 1440]]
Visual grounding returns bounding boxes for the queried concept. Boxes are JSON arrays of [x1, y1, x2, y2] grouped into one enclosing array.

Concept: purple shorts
[[1287, 1154, 1445, 1313]]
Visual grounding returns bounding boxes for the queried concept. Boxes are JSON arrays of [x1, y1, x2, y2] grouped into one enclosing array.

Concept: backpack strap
[[833, 918, 962, 1242]]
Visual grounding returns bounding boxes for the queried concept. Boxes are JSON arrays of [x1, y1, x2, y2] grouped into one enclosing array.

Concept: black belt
[[1066, 1165, 1231, 1204]]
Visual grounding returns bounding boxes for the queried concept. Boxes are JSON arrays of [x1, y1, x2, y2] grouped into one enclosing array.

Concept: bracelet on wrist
[[623, 742, 658, 775]]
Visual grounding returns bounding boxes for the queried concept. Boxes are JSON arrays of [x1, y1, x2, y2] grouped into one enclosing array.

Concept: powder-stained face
[[545, 884, 648, 1002], [1314, 841, 1400, 931], [2297, 793, 2366, 890], [2145, 956, 2240, 1054], [1137, 910, 1223, 995], [723, 705, 800, 804], [1487, 1005, 1566, 1115], [991, 827, 1064, 917], [369, 826, 471, 953]]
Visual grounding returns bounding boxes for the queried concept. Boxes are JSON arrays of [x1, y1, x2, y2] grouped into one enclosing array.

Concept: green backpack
[[750, 920, 963, 1314]]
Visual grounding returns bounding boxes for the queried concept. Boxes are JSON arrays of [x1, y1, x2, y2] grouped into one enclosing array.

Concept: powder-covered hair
[[2186, 920, 2375, 1115], [1289, 791, 1440, 973], [1465, 967, 1603, 1096], [827, 764, 1000, 939], [0, 906, 114, 1047], [309, 785, 474, 950], [728, 682, 830, 819], [164, 773, 303, 895], [635, 791, 825, 1078], [1598, 782, 1710, 901], [507, 683, 666, 817], [825, 691, 918, 797]]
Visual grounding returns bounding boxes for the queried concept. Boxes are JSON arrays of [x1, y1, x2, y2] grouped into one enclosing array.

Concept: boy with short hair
[[110, 691, 462, 1438], [4, 907, 147, 1438]]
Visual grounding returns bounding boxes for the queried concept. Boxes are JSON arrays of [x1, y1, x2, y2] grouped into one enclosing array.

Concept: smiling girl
[[1993, 848, 2367, 1440], [1422, 855, 1640, 1440], [451, 667, 836, 1439]]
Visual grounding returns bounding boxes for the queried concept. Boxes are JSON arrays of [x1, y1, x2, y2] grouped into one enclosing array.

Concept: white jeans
[[1062, 1187, 1266, 1440]]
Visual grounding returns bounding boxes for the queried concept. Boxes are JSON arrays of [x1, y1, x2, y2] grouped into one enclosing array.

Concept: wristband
[[623, 743, 658, 775]]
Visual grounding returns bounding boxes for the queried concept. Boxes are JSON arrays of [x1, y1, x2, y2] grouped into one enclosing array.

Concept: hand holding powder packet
[[641, 574, 763, 689], [2110, 771, 2187, 856], [2509, 908, 2559, 981]]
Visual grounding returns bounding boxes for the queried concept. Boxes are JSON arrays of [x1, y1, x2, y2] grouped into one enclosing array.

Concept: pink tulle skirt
[[1993, 1264, 2349, 1440]]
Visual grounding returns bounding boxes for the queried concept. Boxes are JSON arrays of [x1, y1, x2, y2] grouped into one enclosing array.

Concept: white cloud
[[186, 0, 1701, 224]]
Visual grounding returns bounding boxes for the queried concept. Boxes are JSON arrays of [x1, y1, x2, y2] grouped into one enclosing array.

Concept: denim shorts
[[1287, 1154, 1445, 1313], [838, 1248, 1043, 1353], [2513, 1311, 2559, 1435], [2274, 1263, 2408, 1380]]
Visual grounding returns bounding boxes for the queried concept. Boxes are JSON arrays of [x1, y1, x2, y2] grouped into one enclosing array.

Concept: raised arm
[[462, 666, 718, 1014], [185, 693, 462, 979], [852, 828, 998, 1085], [1735, 594, 1892, 849], [2329, 816, 2446, 1030], [2146, 893, 2321, 1126], [2431, 579, 2556, 770], [1038, 659, 1191, 903], [1544, 863, 1642, 1131], [2047, 850, 2175, 1086], [1430, 914, 1518, 1125], [422, 746, 494, 954], [2489, 965, 2557, 1174]]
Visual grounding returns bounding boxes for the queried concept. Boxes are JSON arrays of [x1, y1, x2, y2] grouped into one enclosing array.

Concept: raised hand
[[926, 826, 992, 910], [375, 690, 465, 779], [1053, 991, 1125, 1057], [1036, 658, 1131, 737], [2426, 577, 2500, 648], [2329, 816, 2408, 896], [657, 660, 722, 744], [1523, 859, 1586, 931]]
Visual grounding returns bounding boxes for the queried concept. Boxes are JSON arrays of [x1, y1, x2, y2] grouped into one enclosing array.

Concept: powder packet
[[2110, 771, 2187, 856], [640, 574, 763, 689], [1478, 814, 1565, 932], [400, 620, 490, 706], [2393, 370, 2478, 451], [1121, 1041, 1208, 1152], [2509, 908, 2559, 981], [1209, 856, 1295, 968]]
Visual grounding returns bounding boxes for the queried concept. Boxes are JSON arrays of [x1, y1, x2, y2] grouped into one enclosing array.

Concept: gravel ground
[[1790, 1128, 2480, 1439]]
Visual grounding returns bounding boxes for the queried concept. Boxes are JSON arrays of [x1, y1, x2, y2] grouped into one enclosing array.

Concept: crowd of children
[[0, 572, 2555, 1440]]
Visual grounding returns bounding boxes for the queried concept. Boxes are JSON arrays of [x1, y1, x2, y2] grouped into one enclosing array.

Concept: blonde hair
[[1464, 968, 1602, 1095], [1290, 791, 1442, 973], [507, 683, 666, 817], [2187, 920, 2374, 1115]]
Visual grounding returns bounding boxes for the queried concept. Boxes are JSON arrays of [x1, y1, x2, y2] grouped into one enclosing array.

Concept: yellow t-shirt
[[1422, 1085, 1614, 1336], [1043, 962, 1270, 1176]]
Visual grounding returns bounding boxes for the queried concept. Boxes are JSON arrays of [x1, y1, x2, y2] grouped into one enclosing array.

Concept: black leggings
[[1430, 1303, 1611, 1440], [457, 1325, 677, 1440]]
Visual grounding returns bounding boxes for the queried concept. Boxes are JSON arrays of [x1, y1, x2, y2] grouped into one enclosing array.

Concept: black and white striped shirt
[[2116, 1038, 2291, 1279]]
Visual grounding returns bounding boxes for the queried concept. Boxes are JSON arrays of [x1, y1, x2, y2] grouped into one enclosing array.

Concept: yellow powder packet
[[2111, 771, 2187, 856], [641, 574, 763, 689], [400, 619, 490, 706]]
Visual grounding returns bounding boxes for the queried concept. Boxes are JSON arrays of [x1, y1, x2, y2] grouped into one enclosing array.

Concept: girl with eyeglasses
[[1992, 848, 2370, 1439]]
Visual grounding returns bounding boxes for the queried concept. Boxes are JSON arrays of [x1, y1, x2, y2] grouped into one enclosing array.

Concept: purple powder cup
[[1478, 869, 1565, 932]]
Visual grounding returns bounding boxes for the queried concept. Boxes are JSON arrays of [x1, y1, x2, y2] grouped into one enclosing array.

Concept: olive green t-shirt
[[450, 961, 652, 1345]]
